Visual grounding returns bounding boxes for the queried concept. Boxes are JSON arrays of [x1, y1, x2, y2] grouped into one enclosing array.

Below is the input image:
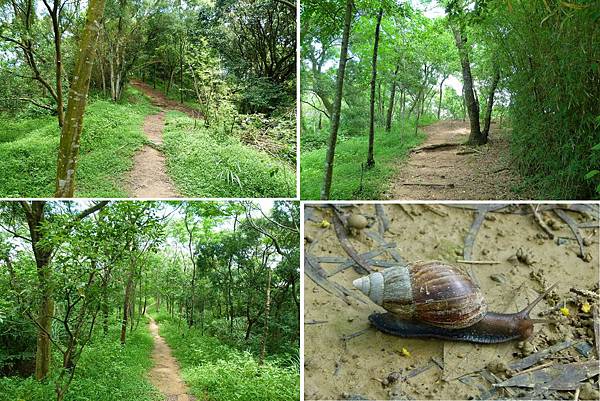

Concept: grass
[[153, 313, 299, 401], [162, 111, 296, 197], [0, 87, 156, 197], [301, 124, 426, 200], [0, 325, 161, 401]]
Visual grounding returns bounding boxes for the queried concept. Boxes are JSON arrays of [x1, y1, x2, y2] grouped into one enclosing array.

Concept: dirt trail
[[126, 80, 189, 198], [131, 80, 200, 118], [148, 317, 194, 401], [384, 120, 522, 200]]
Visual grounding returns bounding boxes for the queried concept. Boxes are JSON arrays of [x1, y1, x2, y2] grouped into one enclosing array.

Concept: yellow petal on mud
[[320, 219, 330, 229], [581, 302, 591, 313], [401, 347, 411, 357], [560, 306, 570, 317]]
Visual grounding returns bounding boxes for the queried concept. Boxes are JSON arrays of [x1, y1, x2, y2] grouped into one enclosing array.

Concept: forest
[[0, 0, 296, 198], [0, 200, 300, 401], [300, 0, 600, 200]]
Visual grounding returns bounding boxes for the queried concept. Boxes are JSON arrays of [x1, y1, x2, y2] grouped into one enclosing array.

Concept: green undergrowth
[[0, 325, 160, 401], [153, 313, 299, 401], [162, 111, 296, 197], [301, 123, 426, 199], [0, 86, 156, 197]]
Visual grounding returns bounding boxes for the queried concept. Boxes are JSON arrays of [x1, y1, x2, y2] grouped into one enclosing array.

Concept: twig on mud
[[364, 230, 407, 265], [569, 288, 600, 300], [326, 247, 390, 277], [463, 207, 488, 261], [305, 320, 328, 325], [456, 259, 501, 265], [341, 327, 370, 342], [594, 305, 600, 359], [423, 205, 449, 217], [397, 204, 415, 221], [375, 204, 390, 235], [530, 205, 555, 239], [508, 340, 577, 371], [304, 255, 360, 305], [462, 205, 508, 261], [554, 209, 585, 257]]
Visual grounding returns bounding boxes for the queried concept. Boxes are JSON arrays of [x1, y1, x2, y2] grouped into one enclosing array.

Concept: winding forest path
[[126, 80, 200, 198], [383, 120, 522, 200], [148, 317, 195, 401]]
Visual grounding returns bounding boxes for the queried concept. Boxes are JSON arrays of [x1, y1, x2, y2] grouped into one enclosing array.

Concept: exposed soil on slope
[[126, 80, 193, 198], [384, 120, 525, 200], [130, 80, 201, 119], [304, 204, 599, 400], [148, 317, 195, 401]]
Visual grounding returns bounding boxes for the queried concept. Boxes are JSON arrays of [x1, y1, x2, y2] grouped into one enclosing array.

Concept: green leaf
[[584, 170, 599, 180]]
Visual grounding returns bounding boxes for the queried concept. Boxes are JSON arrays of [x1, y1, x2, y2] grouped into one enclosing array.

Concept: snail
[[352, 261, 556, 344]]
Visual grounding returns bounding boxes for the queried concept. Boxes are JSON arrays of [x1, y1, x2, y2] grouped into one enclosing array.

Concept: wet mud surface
[[304, 204, 599, 400]]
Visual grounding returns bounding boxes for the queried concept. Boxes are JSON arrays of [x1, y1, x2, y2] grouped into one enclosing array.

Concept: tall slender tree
[[366, 6, 383, 169], [320, 0, 354, 200]]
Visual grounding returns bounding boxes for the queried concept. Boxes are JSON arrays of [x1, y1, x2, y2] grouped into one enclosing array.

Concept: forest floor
[[126, 80, 201, 198], [384, 120, 524, 200], [148, 317, 195, 401], [304, 204, 599, 400]]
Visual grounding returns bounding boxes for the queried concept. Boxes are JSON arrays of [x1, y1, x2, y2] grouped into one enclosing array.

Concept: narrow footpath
[[148, 317, 194, 401], [126, 80, 200, 198], [383, 120, 522, 200]]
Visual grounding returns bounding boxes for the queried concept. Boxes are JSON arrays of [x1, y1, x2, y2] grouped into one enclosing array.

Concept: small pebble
[[347, 214, 368, 229], [579, 383, 600, 400]]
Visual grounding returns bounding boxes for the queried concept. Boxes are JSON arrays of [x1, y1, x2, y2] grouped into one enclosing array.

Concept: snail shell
[[352, 261, 487, 329]]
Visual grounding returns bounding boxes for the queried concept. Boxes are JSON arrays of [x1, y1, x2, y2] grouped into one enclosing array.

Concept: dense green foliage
[[488, 1, 599, 198], [302, 0, 599, 199], [163, 112, 296, 198], [0, 88, 155, 197], [302, 124, 426, 199], [156, 314, 299, 401], [0, 327, 160, 401], [0, 201, 300, 401]]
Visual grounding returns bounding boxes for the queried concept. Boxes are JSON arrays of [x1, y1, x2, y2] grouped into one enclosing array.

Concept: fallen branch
[[401, 182, 455, 188], [456, 259, 500, 265], [554, 209, 585, 257], [530, 204, 555, 240], [412, 142, 461, 152]]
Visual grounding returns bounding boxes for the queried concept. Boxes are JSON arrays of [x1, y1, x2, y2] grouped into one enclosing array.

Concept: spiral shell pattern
[[352, 261, 487, 329]]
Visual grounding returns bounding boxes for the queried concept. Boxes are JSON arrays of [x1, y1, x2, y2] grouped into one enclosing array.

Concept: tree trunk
[[320, 0, 353, 200], [259, 269, 272, 365], [120, 259, 135, 345], [55, 0, 107, 197], [452, 26, 484, 145], [437, 76, 448, 119], [20, 202, 53, 381], [481, 70, 500, 141], [179, 37, 184, 104], [102, 278, 109, 335], [385, 64, 400, 132], [366, 7, 383, 169]]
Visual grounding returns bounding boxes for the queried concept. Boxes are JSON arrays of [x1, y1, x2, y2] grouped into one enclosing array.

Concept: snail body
[[352, 261, 553, 344]]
